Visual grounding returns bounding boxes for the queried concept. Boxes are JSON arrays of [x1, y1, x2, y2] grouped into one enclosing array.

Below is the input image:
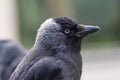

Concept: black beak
[[76, 24, 100, 38]]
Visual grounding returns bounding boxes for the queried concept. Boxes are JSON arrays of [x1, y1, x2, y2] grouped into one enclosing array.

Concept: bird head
[[53, 17, 100, 38], [35, 17, 100, 50]]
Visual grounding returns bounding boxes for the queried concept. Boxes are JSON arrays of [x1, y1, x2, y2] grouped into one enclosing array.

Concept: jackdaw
[[9, 17, 100, 80], [0, 40, 25, 80]]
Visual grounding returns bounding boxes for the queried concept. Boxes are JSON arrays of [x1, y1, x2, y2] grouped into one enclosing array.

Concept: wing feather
[[24, 57, 62, 80]]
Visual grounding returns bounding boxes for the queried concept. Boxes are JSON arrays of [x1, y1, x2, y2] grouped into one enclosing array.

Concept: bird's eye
[[64, 29, 70, 34]]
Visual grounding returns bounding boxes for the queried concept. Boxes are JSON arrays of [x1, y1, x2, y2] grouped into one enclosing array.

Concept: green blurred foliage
[[72, 0, 120, 42], [18, 0, 120, 48]]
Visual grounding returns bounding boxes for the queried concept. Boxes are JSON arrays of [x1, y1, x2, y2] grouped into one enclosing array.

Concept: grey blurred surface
[[81, 47, 120, 80]]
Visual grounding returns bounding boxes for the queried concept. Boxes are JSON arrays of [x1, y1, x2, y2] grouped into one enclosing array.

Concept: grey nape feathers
[[0, 40, 25, 80], [9, 17, 100, 80]]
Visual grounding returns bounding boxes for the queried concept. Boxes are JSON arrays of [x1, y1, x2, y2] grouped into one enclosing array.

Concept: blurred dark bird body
[[9, 17, 100, 80], [0, 40, 25, 80]]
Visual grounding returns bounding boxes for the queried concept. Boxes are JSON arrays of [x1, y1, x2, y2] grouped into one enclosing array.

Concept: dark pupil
[[65, 29, 70, 34]]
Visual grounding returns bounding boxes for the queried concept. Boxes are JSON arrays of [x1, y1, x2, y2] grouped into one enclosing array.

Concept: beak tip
[[95, 26, 101, 30]]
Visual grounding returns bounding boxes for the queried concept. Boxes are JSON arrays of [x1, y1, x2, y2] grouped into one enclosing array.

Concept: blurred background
[[0, 0, 120, 80]]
